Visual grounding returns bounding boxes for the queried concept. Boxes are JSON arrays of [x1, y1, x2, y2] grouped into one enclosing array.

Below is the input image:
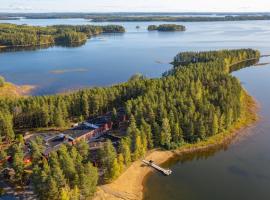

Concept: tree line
[[90, 15, 270, 22], [1, 13, 270, 22], [0, 48, 260, 199], [0, 24, 125, 48]]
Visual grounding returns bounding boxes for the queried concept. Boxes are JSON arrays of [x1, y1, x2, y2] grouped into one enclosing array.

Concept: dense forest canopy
[[0, 48, 260, 199], [0, 24, 125, 47], [148, 24, 186, 31]]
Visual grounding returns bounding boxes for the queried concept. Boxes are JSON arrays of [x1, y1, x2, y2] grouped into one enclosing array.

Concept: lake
[[1, 18, 270, 94], [1, 18, 270, 200]]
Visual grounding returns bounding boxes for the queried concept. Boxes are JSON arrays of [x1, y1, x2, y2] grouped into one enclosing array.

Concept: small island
[[148, 24, 186, 32], [0, 24, 125, 50]]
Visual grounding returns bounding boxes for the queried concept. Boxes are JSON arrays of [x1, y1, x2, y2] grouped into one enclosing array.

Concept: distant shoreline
[[50, 68, 89, 74], [93, 92, 259, 200]]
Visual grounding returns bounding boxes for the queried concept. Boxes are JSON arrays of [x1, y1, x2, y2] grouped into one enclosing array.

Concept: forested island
[[0, 49, 260, 199], [148, 24, 186, 31], [0, 24, 125, 49]]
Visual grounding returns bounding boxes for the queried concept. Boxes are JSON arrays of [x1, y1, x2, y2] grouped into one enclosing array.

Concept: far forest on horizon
[[1, 12, 270, 21]]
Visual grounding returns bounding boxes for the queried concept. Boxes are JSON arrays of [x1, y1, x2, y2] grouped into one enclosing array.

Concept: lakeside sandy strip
[[93, 93, 259, 200], [0, 82, 35, 97]]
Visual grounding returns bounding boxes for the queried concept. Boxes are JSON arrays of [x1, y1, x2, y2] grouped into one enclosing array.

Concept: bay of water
[[1, 18, 270, 94], [1, 18, 270, 200]]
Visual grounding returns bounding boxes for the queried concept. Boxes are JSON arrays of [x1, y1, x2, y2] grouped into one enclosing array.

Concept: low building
[[27, 108, 127, 156]]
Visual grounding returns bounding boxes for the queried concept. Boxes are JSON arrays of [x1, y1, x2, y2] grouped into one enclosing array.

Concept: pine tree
[[160, 118, 172, 149], [70, 186, 80, 200], [78, 163, 98, 198], [225, 108, 233, 129], [172, 123, 184, 144], [53, 106, 65, 127], [141, 131, 147, 156], [58, 145, 76, 185], [60, 185, 80, 200], [153, 122, 161, 147], [112, 107, 117, 122], [49, 152, 66, 190], [140, 119, 153, 149], [198, 120, 206, 139], [127, 115, 137, 137], [32, 160, 52, 200], [47, 177, 59, 200], [0, 149, 7, 168], [16, 134, 24, 145], [118, 153, 125, 173], [111, 158, 120, 180], [100, 140, 117, 182], [212, 113, 219, 135], [119, 139, 131, 166], [81, 92, 89, 118], [30, 137, 45, 164], [132, 130, 142, 161], [0, 113, 15, 143], [75, 139, 89, 161], [11, 144, 24, 184], [52, 164, 66, 190], [60, 186, 71, 200], [32, 165, 43, 198], [41, 105, 50, 127]]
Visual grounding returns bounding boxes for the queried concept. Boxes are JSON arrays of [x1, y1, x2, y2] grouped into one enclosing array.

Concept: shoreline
[[0, 82, 35, 97], [93, 92, 259, 200]]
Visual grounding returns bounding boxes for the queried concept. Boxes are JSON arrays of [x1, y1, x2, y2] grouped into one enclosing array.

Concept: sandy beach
[[93, 126, 256, 200], [93, 93, 258, 200], [0, 82, 35, 97]]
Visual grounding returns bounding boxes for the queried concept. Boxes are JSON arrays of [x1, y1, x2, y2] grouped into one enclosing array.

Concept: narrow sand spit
[[0, 82, 35, 97]]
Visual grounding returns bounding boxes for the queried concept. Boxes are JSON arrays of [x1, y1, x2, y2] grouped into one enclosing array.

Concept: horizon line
[[1, 11, 270, 14]]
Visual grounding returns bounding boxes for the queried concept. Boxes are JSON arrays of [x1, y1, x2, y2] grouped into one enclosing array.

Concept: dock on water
[[142, 160, 172, 176]]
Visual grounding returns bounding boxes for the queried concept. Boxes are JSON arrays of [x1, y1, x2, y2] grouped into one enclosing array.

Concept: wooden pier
[[142, 160, 172, 176]]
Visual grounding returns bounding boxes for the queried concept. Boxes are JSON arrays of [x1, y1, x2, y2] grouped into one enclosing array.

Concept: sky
[[0, 0, 270, 13]]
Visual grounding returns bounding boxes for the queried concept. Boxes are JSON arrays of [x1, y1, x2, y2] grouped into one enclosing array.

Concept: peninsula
[[0, 49, 260, 200]]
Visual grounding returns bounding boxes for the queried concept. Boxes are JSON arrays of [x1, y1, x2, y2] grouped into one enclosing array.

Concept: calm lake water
[[1, 18, 270, 94], [1, 18, 270, 200]]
